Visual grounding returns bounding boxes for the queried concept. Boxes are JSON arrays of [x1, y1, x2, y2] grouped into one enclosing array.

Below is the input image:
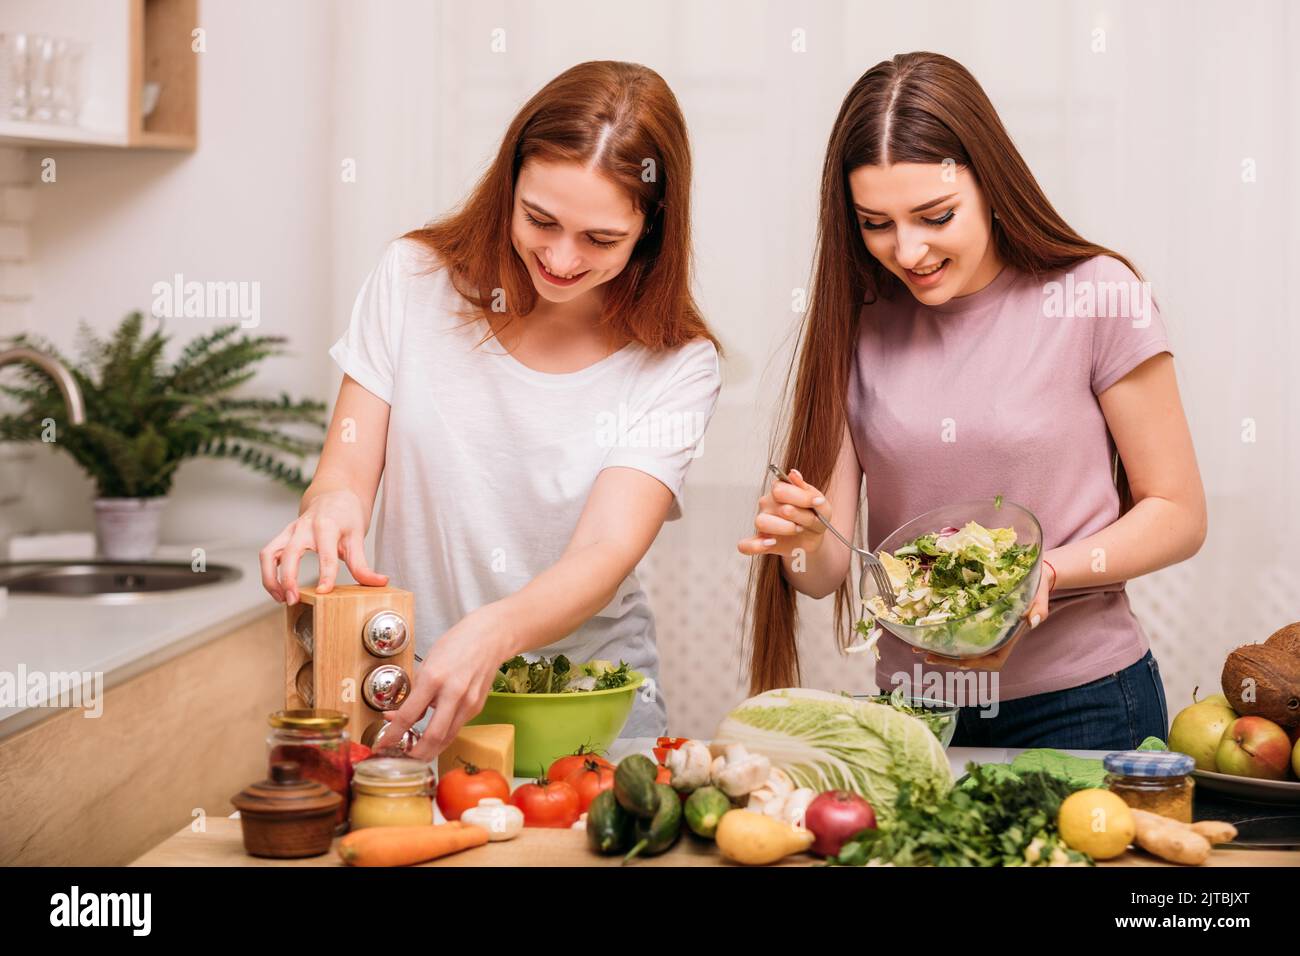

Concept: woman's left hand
[[377, 606, 513, 761], [917, 561, 1056, 671]]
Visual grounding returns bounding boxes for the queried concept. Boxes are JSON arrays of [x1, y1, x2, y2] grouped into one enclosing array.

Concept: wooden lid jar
[[231, 761, 343, 858]]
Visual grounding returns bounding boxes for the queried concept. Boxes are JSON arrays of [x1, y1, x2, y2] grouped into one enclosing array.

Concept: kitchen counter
[[0, 543, 273, 738], [129, 817, 1297, 867], [130, 741, 1300, 867]]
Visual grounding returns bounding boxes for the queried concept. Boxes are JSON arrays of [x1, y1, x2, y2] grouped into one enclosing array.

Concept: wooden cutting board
[[130, 817, 1299, 867]]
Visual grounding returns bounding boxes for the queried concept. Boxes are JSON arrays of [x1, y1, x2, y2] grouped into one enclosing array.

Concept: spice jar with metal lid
[[231, 761, 342, 858], [267, 709, 353, 833], [1104, 750, 1196, 822], [350, 756, 436, 830]]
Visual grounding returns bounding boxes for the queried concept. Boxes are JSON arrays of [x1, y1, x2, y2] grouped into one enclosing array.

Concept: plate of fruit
[[1170, 623, 1300, 804]]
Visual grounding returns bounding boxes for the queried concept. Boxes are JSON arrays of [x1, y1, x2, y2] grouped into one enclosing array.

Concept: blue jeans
[[948, 650, 1170, 750]]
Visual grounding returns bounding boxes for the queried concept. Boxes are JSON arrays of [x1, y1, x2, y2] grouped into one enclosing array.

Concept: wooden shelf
[[128, 0, 198, 150], [0, 119, 126, 148], [0, 0, 198, 151]]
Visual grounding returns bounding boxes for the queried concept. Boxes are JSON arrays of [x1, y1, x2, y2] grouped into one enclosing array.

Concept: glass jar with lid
[[266, 709, 352, 834], [350, 757, 436, 830], [1103, 750, 1196, 822]]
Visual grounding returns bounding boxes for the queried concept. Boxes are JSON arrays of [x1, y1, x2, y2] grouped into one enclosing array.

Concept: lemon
[[1056, 789, 1135, 860]]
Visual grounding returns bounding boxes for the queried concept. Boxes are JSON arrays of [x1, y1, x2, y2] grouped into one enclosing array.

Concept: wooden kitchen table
[[130, 816, 1298, 867]]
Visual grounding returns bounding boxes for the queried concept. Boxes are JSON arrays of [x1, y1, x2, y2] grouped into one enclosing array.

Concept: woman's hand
[[916, 560, 1056, 671], [737, 469, 830, 557], [258, 488, 388, 604], [377, 606, 512, 761]]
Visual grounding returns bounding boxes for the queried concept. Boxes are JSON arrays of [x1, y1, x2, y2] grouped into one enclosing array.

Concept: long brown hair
[[746, 51, 1142, 694], [404, 60, 718, 353]]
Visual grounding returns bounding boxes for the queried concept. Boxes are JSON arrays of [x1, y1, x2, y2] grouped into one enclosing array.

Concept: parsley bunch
[[830, 764, 1093, 867]]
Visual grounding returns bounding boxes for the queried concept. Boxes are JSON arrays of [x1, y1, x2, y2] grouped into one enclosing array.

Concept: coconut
[[1264, 622, 1300, 660], [1221, 643, 1300, 729]]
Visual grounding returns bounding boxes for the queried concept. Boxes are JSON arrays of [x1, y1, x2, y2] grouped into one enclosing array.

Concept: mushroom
[[665, 739, 712, 792], [710, 743, 772, 798], [745, 768, 815, 826]]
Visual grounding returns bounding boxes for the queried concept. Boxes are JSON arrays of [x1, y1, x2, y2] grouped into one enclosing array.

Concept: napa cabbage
[[712, 687, 954, 825]]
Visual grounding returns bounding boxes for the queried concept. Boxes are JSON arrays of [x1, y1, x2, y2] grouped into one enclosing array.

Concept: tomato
[[653, 737, 690, 764], [547, 746, 614, 785], [347, 742, 372, 766], [435, 763, 511, 821], [511, 778, 581, 828], [565, 759, 615, 813], [655, 764, 672, 786]]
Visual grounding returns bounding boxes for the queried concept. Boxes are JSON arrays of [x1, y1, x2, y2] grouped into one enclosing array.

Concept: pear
[[1169, 690, 1237, 771]]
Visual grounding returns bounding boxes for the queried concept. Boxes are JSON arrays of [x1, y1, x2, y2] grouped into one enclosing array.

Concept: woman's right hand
[[737, 468, 831, 557], [259, 488, 388, 604]]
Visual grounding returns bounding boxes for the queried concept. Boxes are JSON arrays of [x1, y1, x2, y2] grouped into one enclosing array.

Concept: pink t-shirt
[[846, 255, 1172, 700]]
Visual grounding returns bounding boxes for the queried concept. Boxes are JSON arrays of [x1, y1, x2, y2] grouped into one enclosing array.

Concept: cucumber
[[623, 783, 683, 863], [586, 788, 631, 855], [684, 785, 731, 839], [614, 754, 658, 818]]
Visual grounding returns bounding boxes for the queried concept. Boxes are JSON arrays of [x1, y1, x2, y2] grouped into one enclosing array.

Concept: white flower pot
[[93, 497, 168, 561]]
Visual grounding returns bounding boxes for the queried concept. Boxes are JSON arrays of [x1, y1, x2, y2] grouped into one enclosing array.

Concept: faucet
[[0, 347, 86, 424]]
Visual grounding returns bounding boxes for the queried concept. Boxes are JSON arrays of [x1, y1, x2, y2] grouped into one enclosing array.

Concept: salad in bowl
[[856, 497, 1042, 659]]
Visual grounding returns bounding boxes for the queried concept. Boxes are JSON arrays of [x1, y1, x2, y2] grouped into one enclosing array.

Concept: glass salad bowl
[[858, 497, 1043, 660]]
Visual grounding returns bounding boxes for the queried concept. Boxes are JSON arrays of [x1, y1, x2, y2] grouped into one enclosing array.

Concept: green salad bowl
[[859, 498, 1043, 659], [466, 671, 645, 778]]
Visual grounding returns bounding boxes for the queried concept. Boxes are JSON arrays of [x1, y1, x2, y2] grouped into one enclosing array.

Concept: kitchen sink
[[0, 560, 242, 599]]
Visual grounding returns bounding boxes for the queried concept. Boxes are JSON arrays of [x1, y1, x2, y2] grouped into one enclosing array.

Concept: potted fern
[[0, 311, 326, 560]]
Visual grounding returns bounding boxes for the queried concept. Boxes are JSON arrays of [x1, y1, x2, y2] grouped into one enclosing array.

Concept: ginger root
[[1190, 820, 1238, 845], [1131, 809, 1237, 865]]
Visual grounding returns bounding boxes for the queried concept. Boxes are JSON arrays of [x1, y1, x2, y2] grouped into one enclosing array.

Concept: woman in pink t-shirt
[[739, 52, 1207, 750]]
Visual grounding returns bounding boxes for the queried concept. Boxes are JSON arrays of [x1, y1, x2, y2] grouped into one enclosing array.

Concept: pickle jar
[[350, 757, 436, 830], [1103, 750, 1196, 822], [266, 709, 352, 834]]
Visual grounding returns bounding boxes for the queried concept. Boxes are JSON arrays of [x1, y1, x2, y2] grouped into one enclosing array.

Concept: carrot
[[337, 821, 489, 867]]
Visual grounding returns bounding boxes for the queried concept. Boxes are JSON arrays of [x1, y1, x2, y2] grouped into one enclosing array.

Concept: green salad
[[856, 520, 1038, 654], [491, 654, 632, 694]]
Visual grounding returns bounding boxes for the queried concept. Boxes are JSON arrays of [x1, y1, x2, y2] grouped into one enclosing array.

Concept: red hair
[[405, 60, 719, 353]]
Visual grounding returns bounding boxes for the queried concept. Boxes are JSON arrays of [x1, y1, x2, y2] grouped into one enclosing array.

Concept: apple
[[1216, 716, 1292, 780], [1169, 698, 1237, 771]]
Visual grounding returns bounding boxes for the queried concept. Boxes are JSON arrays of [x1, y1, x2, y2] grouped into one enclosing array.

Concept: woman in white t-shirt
[[259, 61, 722, 755]]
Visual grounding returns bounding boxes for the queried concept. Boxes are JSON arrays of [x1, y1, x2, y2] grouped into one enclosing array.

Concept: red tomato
[[565, 759, 615, 812], [435, 763, 510, 821], [547, 746, 614, 784], [511, 778, 581, 828]]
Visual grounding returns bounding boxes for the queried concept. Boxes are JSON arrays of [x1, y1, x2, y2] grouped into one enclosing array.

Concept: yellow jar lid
[[268, 708, 348, 731]]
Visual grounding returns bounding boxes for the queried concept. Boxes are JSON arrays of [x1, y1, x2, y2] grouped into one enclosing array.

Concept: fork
[[766, 464, 896, 608]]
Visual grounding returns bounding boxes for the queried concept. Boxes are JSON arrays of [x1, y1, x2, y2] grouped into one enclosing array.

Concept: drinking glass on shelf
[[28, 34, 58, 123], [0, 33, 32, 121], [52, 38, 87, 125]]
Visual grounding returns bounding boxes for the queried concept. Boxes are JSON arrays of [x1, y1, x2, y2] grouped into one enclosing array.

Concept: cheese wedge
[[437, 724, 515, 778]]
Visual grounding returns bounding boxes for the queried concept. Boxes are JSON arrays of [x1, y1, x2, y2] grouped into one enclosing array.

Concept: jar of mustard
[[1104, 750, 1196, 822], [350, 757, 436, 829]]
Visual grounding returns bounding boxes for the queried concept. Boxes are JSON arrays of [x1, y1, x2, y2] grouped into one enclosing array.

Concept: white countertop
[[0, 543, 279, 738]]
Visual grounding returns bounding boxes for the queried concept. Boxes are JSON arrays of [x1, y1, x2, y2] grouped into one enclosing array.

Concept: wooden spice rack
[[284, 585, 416, 743]]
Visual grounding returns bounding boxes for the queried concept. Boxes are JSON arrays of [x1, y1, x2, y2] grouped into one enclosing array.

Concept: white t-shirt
[[329, 238, 721, 737]]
